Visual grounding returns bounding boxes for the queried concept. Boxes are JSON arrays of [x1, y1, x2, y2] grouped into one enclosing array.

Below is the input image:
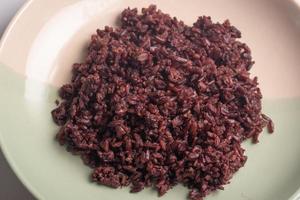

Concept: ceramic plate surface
[[0, 0, 300, 199]]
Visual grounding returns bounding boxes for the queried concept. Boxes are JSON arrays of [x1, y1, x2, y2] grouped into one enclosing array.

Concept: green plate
[[1, 0, 300, 199]]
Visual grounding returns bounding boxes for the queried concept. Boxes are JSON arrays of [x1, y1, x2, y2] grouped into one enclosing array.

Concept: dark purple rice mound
[[52, 5, 274, 200]]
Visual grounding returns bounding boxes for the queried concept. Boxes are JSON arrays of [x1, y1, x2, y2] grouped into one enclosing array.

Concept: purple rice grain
[[52, 5, 273, 200]]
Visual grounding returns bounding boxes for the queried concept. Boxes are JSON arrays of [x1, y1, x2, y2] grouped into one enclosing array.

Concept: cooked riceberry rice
[[52, 5, 273, 200]]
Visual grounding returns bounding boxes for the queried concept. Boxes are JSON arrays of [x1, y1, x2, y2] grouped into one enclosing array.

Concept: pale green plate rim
[[0, 0, 44, 199]]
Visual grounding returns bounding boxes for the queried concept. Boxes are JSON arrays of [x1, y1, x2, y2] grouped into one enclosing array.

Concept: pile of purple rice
[[52, 5, 274, 200]]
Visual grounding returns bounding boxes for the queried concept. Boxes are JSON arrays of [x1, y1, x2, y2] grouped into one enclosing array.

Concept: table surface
[[0, 0, 35, 199]]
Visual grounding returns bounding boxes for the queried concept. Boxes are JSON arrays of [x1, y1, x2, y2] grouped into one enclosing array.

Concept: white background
[[0, 0, 35, 199]]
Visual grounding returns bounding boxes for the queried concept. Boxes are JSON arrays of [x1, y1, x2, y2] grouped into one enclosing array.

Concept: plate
[[0, 0, 300, 199]]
